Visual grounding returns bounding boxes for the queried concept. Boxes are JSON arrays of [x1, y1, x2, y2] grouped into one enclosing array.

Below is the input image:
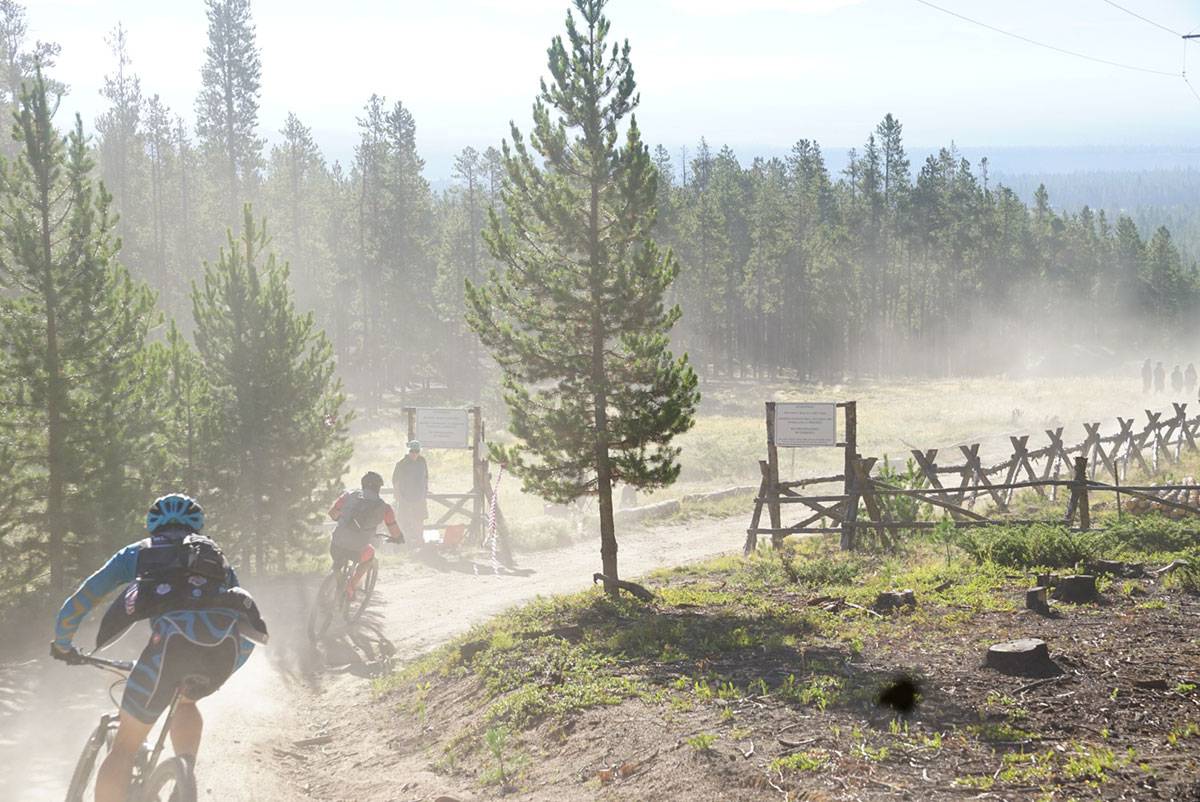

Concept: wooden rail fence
[[745, 402, 1200, 553]]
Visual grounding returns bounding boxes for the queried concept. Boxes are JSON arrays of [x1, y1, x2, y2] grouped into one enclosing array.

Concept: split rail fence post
[[765, 402, 783, 547], [470, 406, 485, 543], [404, 407, 416, 443], [840, 401, 857, 551], [1072, 456, 1090, 530]]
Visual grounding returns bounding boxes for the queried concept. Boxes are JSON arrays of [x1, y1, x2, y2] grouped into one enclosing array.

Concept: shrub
[[966, 525, 1099, 569], [783, 553, 861, 588]]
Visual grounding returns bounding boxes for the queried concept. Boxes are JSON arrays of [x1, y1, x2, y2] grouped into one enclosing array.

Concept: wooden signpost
[[402, 406, 501, 546], [745, 400, 856, 554]]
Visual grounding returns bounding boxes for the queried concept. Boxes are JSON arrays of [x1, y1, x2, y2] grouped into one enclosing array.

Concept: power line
[[912, 0, 1181, 77], [1100, 0, 1183, 38], [1185, 74, 1200, 105]]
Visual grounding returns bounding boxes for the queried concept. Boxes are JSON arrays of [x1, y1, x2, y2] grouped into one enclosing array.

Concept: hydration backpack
[[95, 533, 237, 650]]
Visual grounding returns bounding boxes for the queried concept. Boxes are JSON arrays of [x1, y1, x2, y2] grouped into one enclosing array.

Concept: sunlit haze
[[33, 0, 1200, 177]]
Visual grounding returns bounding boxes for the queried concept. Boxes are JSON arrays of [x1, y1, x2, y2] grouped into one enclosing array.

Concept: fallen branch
[[1014, 675, 1068, 695], [592, 573, 654, 601], [1150, 559, 1190, 577]]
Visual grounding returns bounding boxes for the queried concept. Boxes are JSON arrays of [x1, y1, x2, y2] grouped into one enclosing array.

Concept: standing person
[[1172, 365, 1184, 395], [393, 441, 429, 550], [1142, 359, 1153, 393], [1154, 361, 1166, 394], [50, 494, 266, 802], [1186, 363, 1197, 396]]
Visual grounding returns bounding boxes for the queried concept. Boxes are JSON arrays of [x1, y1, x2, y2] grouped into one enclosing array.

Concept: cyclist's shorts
[[121, 622, 245, 724], [329, 541, 375, 566]]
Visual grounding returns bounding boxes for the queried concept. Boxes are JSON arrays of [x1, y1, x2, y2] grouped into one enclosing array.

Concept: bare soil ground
[[350, 539, 1200, 802], [0, 514, 742, 801]]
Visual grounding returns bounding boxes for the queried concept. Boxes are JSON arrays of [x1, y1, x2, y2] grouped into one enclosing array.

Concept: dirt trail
[[0, 514, 742, 801]]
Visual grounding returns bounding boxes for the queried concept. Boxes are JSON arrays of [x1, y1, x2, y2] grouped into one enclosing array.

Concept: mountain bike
[[307, 540, 396, 642], [64, 652, 198, 802]]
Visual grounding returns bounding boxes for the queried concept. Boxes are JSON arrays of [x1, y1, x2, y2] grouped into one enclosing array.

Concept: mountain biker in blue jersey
[[50, 493, 267, 802]]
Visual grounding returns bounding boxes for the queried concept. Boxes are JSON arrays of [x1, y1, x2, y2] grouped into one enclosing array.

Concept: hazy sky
[[28, 0, 1200, 177]]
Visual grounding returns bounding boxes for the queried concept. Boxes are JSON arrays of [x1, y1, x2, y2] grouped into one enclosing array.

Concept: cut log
[[1085, 559, 1145, 579], [985, 638, 1061, 677], [1052, 574, 1099, 604], [1025, 586, 1050, 615], [873, 588, 917, 613], [1035, 572, 1059, 588]]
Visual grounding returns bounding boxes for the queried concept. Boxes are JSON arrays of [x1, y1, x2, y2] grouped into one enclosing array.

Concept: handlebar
[[55, 645, 133, 672], [77, 654, 134, 672]]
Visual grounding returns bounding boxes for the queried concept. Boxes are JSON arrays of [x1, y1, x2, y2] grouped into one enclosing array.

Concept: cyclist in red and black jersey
[[329, 472, 404, 580]]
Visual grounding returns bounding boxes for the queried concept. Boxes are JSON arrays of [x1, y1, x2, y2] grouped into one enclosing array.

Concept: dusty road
[[0, 513, 743, 801]]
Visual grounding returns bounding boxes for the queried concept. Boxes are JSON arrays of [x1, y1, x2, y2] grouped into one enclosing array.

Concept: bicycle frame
[[76, 653, 183, 796]]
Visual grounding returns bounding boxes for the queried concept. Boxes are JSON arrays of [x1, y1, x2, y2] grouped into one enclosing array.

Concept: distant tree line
[[46, 0, 1193, 395], [656, 126, 1199, 380]]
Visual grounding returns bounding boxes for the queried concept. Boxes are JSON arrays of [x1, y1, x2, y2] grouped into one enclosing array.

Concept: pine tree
[[96, 24, 148, 276], [352, 95, 435, 405], [0, 71, 158, 590], [466, 0, 698, 597], [195, 0, 263, 224], [263, 112, 331, 312], [192, 207, 351, 574], [0, 0, 61, 160]]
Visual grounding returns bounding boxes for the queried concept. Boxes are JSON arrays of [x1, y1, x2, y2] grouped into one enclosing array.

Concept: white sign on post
[[415, 408, 470, 449], [774, 403, 837, 448]]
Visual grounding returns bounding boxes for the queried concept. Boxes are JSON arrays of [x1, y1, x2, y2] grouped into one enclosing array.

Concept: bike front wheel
[[345, 558, 379, 622], [64, 718, 116, 802], [139, 755, 196, 802], [307, 570, 340, 642]]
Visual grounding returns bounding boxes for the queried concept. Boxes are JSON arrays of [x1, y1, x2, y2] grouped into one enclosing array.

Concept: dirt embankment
[[0, 514, 743, 801]]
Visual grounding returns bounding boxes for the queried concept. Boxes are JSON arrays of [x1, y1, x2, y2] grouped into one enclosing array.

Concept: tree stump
[[1036, 572, 1059, 588], [873, 588, 917, 613], [1052, 574, 1099, 604], [1025, 586, 1050, 615], [985, 638, 1060, 677]]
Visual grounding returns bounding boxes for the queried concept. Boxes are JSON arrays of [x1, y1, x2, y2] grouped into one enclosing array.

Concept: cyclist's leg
[[164, 637, 239, 760], [169, 697, 203, 760], [349, 544, 376, 591], [95, 711, 153, 802]]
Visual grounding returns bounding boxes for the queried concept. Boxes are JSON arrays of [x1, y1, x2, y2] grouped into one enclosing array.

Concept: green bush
[[783, 553, 862, 588], [1103, 516, 1193, 554], [966, 525, 1100, 569]]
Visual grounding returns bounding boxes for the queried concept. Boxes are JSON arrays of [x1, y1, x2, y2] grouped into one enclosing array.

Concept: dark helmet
[[147, 493, 205, 533], [361, 471, 384, 491]]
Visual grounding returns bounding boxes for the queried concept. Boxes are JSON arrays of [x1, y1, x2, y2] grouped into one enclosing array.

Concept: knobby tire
[[306, 571, 340, 642], [63, 720, 115, 802], [139, 755, 196, 802], [346, 559, 378, 622]]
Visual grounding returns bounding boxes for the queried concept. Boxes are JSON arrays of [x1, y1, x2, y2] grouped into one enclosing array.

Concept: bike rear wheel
[[306, 571, 340, 642], [64, 718, 116, 802], [345, 558, 378, 622], [139, 756, 196, 802]]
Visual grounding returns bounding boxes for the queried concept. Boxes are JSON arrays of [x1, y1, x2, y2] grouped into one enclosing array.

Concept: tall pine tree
[[192, 207, 350, 574], [195, 0, 263, 225], [0, 71, 158, 590], [467, 0, 698, 597]]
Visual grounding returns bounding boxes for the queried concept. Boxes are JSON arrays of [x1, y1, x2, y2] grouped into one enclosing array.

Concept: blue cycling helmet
[[146, 493, 205, 533]]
